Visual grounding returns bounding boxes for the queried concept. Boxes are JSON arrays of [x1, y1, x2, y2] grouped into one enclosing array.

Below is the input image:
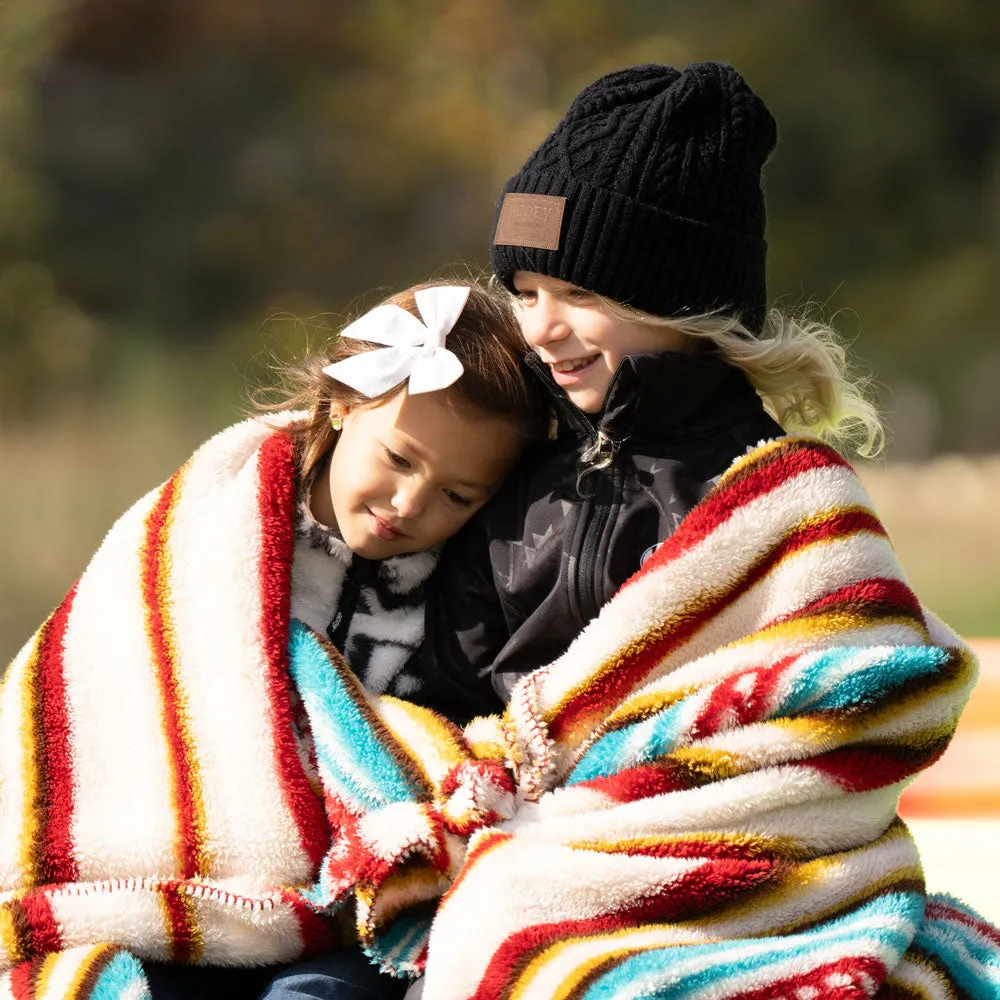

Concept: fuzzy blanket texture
[[1, 419, 998, 999]]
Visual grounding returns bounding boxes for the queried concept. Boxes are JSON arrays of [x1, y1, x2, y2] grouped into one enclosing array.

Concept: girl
[[273, 279, 546, 704], [0, 279, 546, 999], [419, 62, 884, 718]]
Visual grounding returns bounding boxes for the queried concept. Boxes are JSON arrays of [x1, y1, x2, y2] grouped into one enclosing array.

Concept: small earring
[[330, 413, 343, 432]]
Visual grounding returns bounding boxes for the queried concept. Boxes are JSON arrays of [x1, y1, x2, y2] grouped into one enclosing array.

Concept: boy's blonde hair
[[596, 298, 885, 459]]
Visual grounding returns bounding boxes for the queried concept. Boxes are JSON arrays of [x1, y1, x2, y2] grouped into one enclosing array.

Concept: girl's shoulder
[[179, 412, 308, 497], [192, 410, 305, 459]]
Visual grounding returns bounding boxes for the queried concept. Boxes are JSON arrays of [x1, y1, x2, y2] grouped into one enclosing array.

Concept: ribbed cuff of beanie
[[490, 170, 767, 333]]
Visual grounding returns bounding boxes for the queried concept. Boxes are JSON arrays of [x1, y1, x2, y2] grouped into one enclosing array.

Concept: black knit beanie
[[490, 62, 778, 333]]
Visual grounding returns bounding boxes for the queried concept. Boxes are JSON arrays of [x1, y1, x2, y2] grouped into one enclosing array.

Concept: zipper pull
[[576, 430, 618, 496], [584, 430, 616, 467], [579, 429, 618, 471]]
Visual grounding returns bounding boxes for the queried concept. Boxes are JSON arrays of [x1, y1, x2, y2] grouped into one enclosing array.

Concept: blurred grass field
[[2, 416, 999, 665], [0, 412, 221, 665], [857, 454, 1000, 637]]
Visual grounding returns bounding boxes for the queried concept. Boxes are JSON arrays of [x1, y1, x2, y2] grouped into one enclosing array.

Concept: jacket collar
[[525, 349, 765, 447]]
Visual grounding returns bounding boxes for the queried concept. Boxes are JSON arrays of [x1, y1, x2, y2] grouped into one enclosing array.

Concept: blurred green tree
[[0, 0, 995, 453]]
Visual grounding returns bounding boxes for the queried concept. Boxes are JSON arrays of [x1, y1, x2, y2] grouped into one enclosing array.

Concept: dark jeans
[[143, 951, 410, 1000]]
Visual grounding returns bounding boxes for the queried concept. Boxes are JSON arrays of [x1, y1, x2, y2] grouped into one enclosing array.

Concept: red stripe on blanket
[[925, 899, 1000, 948], [625, 439, 851, 585], [721, 955, 886, 1000], [576, 759, 707, 799], [470, 857, 779, 1000], [694, 656, 797, 738], [810, 742, 946, 792], [773, 576, 923, 625], [160, 884, 199, 964], [8, 960, 35, 1000], [549, 509, 890, 743], [142, 472, 207, 880], [276, 888, 344, 958], [256, 433, 330, 872], [19, 891, 62, 959], [27, 587, 81, 887]]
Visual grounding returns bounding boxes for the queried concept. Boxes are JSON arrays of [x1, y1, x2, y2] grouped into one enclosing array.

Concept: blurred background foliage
[[1, 0, 999, 657]]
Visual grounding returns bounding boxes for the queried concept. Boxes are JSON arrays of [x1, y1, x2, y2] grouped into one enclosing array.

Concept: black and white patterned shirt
[[289, 493, 438, 697]]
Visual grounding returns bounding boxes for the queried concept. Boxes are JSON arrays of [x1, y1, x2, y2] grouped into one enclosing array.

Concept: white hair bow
[[321, 285, 470, 397]]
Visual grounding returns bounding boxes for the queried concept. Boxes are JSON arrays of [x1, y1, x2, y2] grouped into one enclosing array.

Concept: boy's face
[[513, 272, 687, 413], [313, 390, 520, 559]]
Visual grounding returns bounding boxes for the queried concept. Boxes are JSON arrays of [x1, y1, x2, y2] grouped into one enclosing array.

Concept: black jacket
[[418, 350, 784, 722]]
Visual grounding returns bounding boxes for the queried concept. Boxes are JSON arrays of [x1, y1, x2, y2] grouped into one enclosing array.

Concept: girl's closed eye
[[444, 489, 473, 508], [384, 447, 410, 469]]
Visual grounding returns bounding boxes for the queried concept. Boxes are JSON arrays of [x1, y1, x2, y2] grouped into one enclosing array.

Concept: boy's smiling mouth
[[552, 356, 598, 374]]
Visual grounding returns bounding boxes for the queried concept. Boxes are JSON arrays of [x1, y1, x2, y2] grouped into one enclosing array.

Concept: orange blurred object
[[899, 638, 1000, 818]]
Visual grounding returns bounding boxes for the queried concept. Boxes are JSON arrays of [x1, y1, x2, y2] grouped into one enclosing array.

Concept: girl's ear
[[328, 397, 353, 432]]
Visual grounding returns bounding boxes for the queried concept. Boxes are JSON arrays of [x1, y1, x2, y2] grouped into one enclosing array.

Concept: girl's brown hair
[[261, 279, 549, 480]]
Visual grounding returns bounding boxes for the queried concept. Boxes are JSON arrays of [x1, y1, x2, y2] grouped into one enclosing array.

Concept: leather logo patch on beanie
[[494, 193, 566, 251]]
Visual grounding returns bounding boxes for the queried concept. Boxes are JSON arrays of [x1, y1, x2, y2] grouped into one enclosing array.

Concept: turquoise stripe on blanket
[[364, 911, 432, 975], [581, 891, 921, 1000], [90, 952, 149, 1000], [567, 700, 690, 784], [783, 646, 949, 715], [288, 620, 420, 810]]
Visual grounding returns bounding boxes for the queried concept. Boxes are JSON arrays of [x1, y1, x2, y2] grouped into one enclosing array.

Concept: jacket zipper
[[574, 453, 623, 622], [523, 352, 628, 624]]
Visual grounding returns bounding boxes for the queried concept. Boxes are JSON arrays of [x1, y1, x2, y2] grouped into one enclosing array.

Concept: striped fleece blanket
[[3, 426, 1000, 998], [0, 418, 344, 994]]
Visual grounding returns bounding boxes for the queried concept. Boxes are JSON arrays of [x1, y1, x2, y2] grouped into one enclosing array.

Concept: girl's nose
[[521, 293, 569, 349], [391, 478, 427, 519]]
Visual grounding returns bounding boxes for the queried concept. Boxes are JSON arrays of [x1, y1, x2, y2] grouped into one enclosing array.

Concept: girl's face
[[312, 390, 521, 559], [513, 272, 688, 413]]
